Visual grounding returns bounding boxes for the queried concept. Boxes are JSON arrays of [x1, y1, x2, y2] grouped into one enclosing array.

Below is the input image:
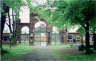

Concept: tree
[[1, 0, 33, 48], [31, 0, 96, 54], [1, 1, 9, 49], [51, 0, 96, 54], [0, 0, 2, 49]]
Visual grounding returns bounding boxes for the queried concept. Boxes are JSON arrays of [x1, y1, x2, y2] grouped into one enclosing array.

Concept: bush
[[84, 48, 96, 54], [90, 49, 96, 54]]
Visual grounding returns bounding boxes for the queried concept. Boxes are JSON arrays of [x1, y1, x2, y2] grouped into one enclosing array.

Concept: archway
[[21, 26, 29, 45], [29, 12, 53, 45], [34, 21, 47, 46], [17, 13, 53, 45]]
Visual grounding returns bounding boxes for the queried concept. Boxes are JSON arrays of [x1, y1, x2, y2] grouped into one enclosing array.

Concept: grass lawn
[[52, 49, 96, 61], [1, 44, 33, 61], [47, 43, 81, 49], [1, 43, 96, 61], [46, 43, 96, 61]]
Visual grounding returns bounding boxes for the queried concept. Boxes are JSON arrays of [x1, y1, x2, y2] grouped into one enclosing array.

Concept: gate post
[[47, 32, 52, 45], [16, 19, 21, 44], [17, 29, 21, 44], [60, 31, 66, 44], [29, 13, 35, 45], [29, 32, 34, 45]]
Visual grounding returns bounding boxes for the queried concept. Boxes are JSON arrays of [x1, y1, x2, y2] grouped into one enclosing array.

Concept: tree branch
[[58, 6, 66, 8], [6, 22, 9, 26], [81, 24, 86, 29], [8, 11, 12, 33]]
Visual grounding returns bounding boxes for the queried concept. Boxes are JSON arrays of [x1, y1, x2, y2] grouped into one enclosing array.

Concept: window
[[76, 36, 80, 42], [67, 40, 70, 42], [73, 35, 75, 39], [67, 35, 73, 43], [3, 36, 9, 41], [68, 35, 72, 39]]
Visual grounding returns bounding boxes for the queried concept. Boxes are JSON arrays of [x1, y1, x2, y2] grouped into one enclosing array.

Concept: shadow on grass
[[1, 49, 9, 55]]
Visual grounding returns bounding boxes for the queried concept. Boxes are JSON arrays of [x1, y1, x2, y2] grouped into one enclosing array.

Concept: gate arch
[[17, 12, 53, 45], [29, 12, 52, 45], [17, 22, 30, 44]]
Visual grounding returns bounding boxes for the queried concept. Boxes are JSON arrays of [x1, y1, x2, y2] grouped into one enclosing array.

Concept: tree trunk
[[85, 20, 90, 54], [1, 3, 9, 49], [0, 0, 2, 49], [1, 14, 6, 49], [93, 33, 96, 50], [1, 3, 6, 49]]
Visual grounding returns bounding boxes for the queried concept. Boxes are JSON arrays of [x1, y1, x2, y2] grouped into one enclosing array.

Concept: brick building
[[2, 32, 93, 44], [2, 33, 10, 44]]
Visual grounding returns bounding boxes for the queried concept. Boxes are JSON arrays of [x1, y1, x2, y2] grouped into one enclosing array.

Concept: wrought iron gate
[[21, 33, 29, 45], [34, 28, 47, 46], [52, 32, 60, 45]]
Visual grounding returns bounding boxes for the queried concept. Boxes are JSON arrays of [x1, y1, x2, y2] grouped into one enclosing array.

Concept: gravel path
[[17, 43, 85, 61], [17, 43, 62, 61]]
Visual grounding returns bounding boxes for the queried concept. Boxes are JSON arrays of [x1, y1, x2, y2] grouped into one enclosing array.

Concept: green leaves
[[35, 16, 40, 21], [53, 0, 96, 34], [26, 0, 96, 35], [76, 26, 85, 36], [3, 13, 7, 16], [2, 0, 33, 20]]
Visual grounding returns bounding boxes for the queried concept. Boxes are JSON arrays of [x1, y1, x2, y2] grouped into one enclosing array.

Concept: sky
[[3, 0, 78, 33], [3, 6, 78, 33]]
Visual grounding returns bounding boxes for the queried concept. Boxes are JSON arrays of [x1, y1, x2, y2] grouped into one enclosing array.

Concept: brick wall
[[2, 33, 10, 44]]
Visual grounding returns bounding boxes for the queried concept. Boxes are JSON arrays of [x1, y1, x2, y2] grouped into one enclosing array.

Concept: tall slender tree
[[0, 0, 2, 48], [1, 2, 9, 49], [1, 0, 33, 48]]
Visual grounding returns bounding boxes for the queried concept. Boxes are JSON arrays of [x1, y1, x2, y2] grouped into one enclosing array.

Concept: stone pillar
[[16, 19, 21, 44], [29, 32, 34, 45], [64, 34, 67, 44], [46, 22, 52, 45], [60, 31, 67, 44], [17, 27, 21, 44], [60, 31, 64, 44], [73, 35, 76, 43], [29, 13, 35, 45], [47, 32, 52, 45], [17, 32, 21, 44]]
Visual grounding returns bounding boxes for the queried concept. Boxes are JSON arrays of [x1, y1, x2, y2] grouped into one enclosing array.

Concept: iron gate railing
[[52, 33, 60, 45], [21, 33, 29, 45], [34, 28, 47, 46]]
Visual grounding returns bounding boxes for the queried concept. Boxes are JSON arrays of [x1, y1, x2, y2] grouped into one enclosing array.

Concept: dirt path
[[17, 45, 61, 61], [17, 43, 85, 61]]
